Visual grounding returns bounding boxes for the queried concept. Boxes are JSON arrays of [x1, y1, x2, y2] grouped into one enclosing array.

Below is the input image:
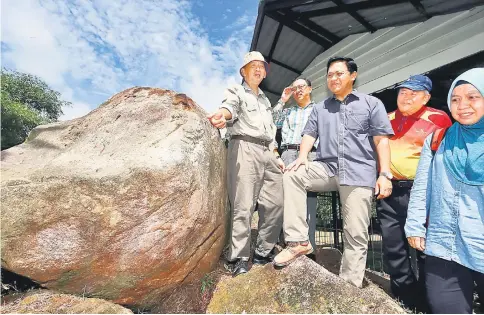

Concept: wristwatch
[[379, 172, 393, 180]]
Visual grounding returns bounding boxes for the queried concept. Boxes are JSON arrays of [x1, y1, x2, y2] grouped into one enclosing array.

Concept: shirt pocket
[[346, 109, 369, 133], [242, 96, 257, 112]]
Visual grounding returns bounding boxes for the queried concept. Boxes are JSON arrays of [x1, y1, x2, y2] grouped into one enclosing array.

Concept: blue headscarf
[[443, 68, 484, 185]]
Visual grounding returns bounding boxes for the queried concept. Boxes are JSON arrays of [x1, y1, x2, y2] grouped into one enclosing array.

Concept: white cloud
[[1, 0, 257, 120], [59, 102, 92, 121]]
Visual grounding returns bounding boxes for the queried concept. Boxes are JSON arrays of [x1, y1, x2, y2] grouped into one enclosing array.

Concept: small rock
[[1, 290, 133, 314]]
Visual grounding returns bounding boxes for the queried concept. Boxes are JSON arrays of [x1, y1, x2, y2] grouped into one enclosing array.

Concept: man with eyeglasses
[[207, 51, 284, 277], [273, 56, 394, 289], [272, 78, 318, 257], [377, 74, 451, 311]]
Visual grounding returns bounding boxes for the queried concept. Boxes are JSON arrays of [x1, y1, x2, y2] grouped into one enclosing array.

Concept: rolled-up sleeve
[[302, 105, 319, 139], [220, 86, 241, 123], [369, 97, 394, 136], [405, 135, 433, 238]]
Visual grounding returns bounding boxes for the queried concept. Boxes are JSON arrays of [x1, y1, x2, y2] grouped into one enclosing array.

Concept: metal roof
[[250, 0, 484, 104]]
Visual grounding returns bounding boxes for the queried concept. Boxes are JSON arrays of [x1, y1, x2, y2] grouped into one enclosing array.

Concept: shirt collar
[[289, 101, 314, 111], [242, 81, 264, 96], [396, 105, 427, 120], [331, 89, 357, 102]]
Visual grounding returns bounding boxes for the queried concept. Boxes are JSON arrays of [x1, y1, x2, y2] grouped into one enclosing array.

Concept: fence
[[315, 192, 386, 274]]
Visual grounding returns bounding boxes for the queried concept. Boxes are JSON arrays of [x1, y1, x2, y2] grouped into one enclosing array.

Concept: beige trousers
[[227, 139, 284, 260], [283, 161, 373, 288]]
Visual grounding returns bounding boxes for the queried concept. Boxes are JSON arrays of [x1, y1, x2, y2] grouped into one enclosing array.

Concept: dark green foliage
[[1, 69, 70, 150]]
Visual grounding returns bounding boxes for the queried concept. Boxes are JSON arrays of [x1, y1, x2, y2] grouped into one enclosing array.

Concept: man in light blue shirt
[[273, 78, 318, 255]]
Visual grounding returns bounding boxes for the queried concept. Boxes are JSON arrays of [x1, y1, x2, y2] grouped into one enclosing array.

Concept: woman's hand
[[407, 236, 426, 251]]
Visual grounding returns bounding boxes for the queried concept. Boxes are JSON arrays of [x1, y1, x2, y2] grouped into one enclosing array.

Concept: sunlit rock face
[[1, 87, 228, 308]]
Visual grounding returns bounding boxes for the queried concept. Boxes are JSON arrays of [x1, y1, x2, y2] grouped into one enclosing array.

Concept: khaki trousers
[[281, 149, 318, 249], [227, 139, 283, 260], [283, 161, 373, 288]]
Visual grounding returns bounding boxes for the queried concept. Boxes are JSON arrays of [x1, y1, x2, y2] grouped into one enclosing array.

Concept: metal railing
[[315, 192, 386, 274]]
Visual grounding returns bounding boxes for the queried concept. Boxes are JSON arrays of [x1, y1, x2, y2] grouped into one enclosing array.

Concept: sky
[[1, 0, 260, 120]]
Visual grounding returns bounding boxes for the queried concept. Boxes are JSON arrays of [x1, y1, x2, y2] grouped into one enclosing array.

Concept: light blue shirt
[[405, 134, 484, 273], [273, 102, 318, 147]]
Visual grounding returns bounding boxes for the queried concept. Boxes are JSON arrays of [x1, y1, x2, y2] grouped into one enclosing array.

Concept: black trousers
[[426, 256, 484, 314], [376, 185, 428, 312]]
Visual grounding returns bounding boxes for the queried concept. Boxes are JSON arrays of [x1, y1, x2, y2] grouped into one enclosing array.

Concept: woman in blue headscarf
[[405, 68, 484, 314]]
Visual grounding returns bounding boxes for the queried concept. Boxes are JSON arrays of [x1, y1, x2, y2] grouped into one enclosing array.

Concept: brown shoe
[[273, 241, 313, 267]]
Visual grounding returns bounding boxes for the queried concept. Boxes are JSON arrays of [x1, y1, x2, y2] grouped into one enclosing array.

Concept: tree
[[1, 69, 71, 150]]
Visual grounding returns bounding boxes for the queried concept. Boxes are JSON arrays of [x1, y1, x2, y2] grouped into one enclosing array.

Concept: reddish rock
[[1, 87, 227, 308], [1, 290, 133, 314]]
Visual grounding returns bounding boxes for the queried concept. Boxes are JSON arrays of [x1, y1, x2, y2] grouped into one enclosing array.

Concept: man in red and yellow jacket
[[377, 75, 452, 312]]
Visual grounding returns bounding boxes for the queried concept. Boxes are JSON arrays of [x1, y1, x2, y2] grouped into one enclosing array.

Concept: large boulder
[[207, 257, 405, 314], [1, 290, 133, 314], [1, 87, 227, 308]]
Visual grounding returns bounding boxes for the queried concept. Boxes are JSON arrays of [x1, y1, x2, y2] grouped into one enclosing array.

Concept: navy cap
[[396, 74, 432, 92]]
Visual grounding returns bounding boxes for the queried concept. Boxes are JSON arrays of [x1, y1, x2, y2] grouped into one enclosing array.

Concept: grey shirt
[[220, 82, 277, 150], [302, 91, 394, 188]]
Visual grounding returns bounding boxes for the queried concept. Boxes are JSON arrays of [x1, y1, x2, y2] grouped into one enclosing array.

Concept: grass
[[200, 274, 215, 294]]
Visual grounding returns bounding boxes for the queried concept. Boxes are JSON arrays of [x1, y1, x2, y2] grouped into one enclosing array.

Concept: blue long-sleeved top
[[405, 134, 484, 273]]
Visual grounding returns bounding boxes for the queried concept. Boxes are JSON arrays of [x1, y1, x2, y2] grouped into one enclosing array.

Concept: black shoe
[[233, 259, 249, 276], [224, 260, 237, 274], [253, 252, 274, 265], [224, 259, 248, 276]]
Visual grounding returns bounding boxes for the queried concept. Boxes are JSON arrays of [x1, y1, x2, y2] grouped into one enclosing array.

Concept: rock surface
[[1, 87, 227, 308], [207, 256, 405, 314], [1, 290, 133, 314]]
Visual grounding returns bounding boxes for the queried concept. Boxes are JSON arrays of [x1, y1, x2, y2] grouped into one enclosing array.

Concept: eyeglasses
[[291, 84, 308, 92], [327, 71, 349, 79]]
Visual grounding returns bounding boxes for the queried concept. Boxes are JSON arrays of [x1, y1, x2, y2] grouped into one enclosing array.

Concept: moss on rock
[[207, 257, 405, 314]]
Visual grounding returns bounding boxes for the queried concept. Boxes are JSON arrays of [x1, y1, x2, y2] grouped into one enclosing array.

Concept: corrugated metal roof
[[251, 0, 484, 104], [310, 13, 367, 37], [292, 1, 337, 13], [305, 6, 484, 102], [272, 26, 324, 70], [423, 0, 484, 14], [265, 63, 300, 93], [256, 17, 279, 56], [358, 3, 422, 27]]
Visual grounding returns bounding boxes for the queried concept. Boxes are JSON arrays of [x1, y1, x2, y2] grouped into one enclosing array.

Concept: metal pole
[[332, 192, 339, 249]]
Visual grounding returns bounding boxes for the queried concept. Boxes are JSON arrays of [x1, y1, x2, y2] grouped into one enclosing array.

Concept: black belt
[[231, 135, 271, 147], [281, 144, 317, 152], [392, 180, 414, 188]]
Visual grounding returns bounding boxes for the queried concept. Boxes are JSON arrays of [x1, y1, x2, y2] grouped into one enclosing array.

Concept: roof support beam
[[281, 9, 340, 43], [250, 1, 266, 50], [266, 11, 333, 48], [265, 0, 329, 12], [409, 0, 432, 19], [331, 0, 376, 32], [265, 57, 303, 75], [300, 0, 409, 18]]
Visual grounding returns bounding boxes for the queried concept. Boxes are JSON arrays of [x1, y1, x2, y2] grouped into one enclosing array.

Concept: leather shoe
[[225, 259, 248, 276], [233, 259, 249, 276], [273, 241, 313, 267], [252, 252, 274, 265]]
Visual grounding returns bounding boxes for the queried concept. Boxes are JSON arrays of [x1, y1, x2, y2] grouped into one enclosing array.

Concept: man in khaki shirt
[[208, 51, 284, 276]]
